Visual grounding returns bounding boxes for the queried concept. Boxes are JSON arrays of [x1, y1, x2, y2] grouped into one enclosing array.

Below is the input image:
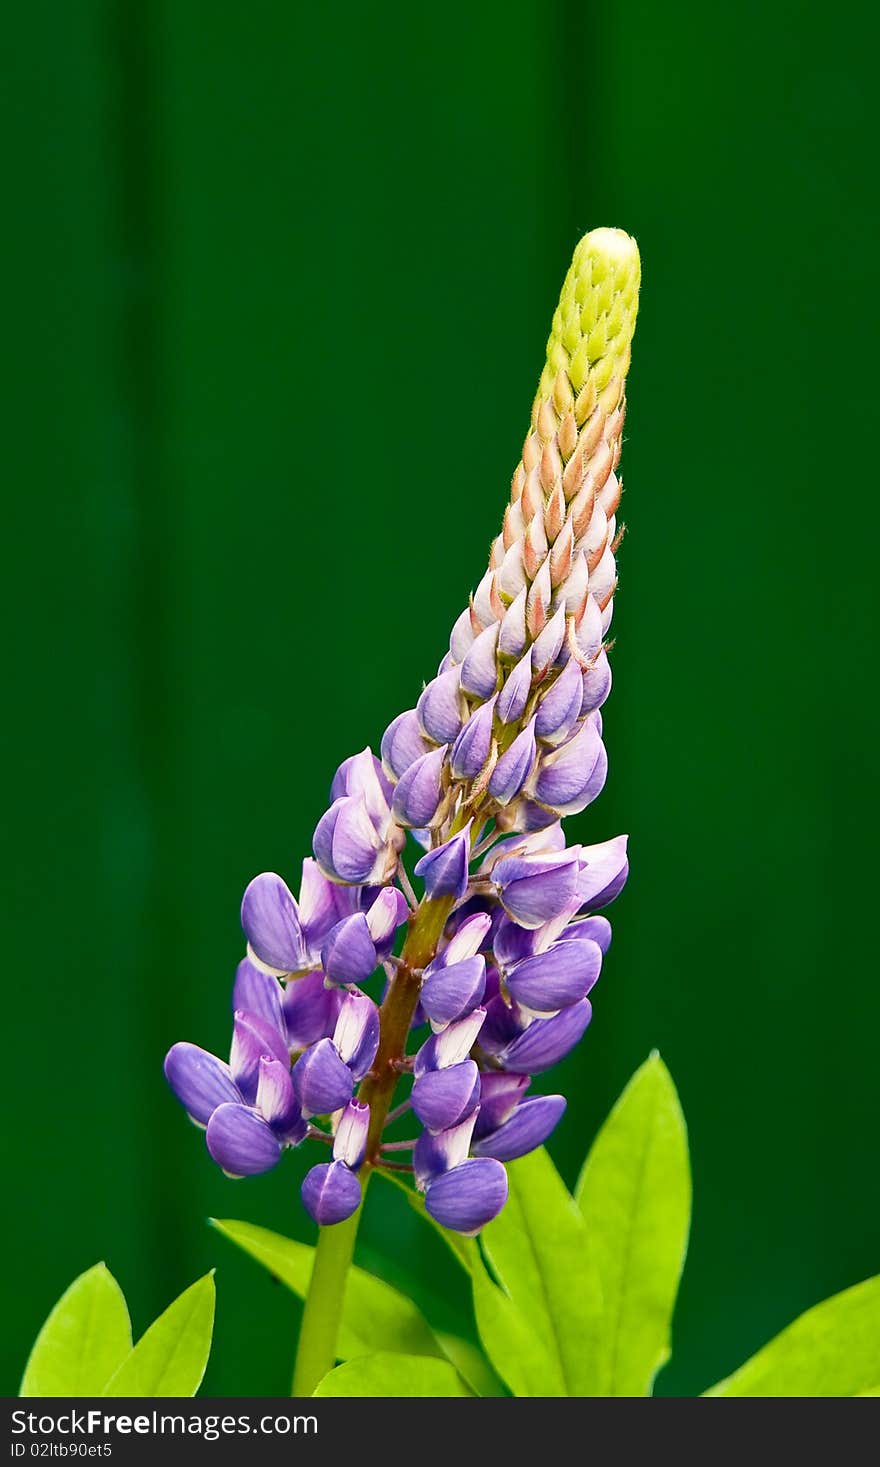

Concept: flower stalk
[[163, 225, 641, 1393]]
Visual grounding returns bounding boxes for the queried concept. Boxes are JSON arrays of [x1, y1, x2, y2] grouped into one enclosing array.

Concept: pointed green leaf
[[480, 1147, 604, 1396], [435, 1331, 506, 1397], [703, 1275, 880, 1397], [313, 1352, 473, 1397], [212, 1218, 443, 1360], [574, 1052, 691, 1395], [20, 1263, 132, 1397], [471, 1252, 564, 1397], [101, 1274, 215, 1397]]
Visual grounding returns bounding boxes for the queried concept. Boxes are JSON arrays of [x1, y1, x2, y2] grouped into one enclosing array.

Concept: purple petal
[[255, 1055, 302, 1138], [577, 834, 629, 909], [496, 651, 532, 725], [473, 1094, 566, 1161], [332, 991, 380, 1080], [492, 914, 539, 968], [291, 1038, 354, 1117], [530, 605, 566, 676], [283, 972, 343, 1051], [498, 587, 527, 657], [566, 914, 613, 953], [440, 910, 493, 964], [499, 999, 593, 1073], [414, 1008, 486, 1076], [532, 722, 607, 816], [472, 1072, 530, 1137], [381, 709, 432, 781], [573, 593, 603, 662], [478, 991, 527, 1055], [164, 1043, 242, 1126], [460, 623, 500, 699], [506, 938, 603, 1016], [313, 796, 385, 885], [206, 1102, 283, 1176], [321, 912, 378, 986], [413, 1111, 478, 1188], [229, 1010, 291, 1100], [449, 606, 476, 662], [424, 1157, 509, 1234], [391, 745, 447, 829], [330, 747, 393, 825], [494, 852, 580, 929], [411, 1060, 481, 1132], [240, 873, 305, 975], [414, 824, 472, 901], [364, 885, 409, 956], [417, 665, 464, 744], [301, 1160, 362, 1226], [332, 1099, 370, 1168], [232, 958, 284, 1032], [489, 719, 538, 806], [450, 698, 496, 779], [420, 955, 486, 1026], [298, 857, 356, 947], [535, 659, 584, 744], [580, 649, 612, 713]]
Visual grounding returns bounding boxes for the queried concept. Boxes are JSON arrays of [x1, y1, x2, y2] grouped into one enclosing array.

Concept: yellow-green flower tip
[[539, 227, 641, 403]]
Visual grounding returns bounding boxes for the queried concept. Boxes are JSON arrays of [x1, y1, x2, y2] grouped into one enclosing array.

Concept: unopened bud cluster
[[166, 229, 640, 1233]]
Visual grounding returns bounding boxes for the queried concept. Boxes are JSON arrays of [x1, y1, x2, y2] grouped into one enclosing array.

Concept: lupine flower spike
[[165, 227, 640, 1233]]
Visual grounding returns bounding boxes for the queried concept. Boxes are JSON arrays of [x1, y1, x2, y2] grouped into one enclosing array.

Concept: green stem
[[290, 893, 454, 1396], [291, 1205, 361, 1397]]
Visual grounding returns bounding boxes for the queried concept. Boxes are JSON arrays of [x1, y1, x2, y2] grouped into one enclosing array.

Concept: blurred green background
[[3, 0, 878, 1397]]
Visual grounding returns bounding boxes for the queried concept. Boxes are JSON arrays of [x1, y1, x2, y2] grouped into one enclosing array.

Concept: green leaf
[[212, 1218, 443, 1361], [101, 1274, 215, 1397], [313, 1352, 473, 1397], [574, 1051, 691, 1395], [703, 1275, 880, 1397], [20, 1263, 132, 1397], [435, 1331, 506, 1397], [480, 1147, 604, 1396], [471, 1254, 564, 1397]]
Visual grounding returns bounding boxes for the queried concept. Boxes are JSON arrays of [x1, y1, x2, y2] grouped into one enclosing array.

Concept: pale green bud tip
[[539, 227, 641, 401]]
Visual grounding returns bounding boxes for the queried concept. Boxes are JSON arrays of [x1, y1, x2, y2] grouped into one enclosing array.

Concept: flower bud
[[391, 745, 448, 828]]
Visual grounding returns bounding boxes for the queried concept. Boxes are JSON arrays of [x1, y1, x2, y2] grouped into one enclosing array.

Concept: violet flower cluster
[[165, 228, 641, 1235]]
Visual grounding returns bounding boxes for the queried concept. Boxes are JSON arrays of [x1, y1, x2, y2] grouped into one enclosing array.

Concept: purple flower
[[530, 719, 608, 816], [414, 823, 472, 900], [498, 999, 594, 1074], [319, 887, 408, 986], [411, 1009, 485, 1132], [534, 658, 584, 745], [165, 1010, 307, 1178], [492, 849, 581, 929], [292, 992, 379, 1117], [505, 936, 603, 1017], [460, 623, 500, 699], [301, 1161, 363, 1225], [424, 1157, 509, 1234], [313, 795, 395, 885], [420, 954, 486, 1027], [577, 834, 629, 909], [472, 1093, 567, 1161], [496, 652, 533, 725], [488, 718, 537, 805], [392, 746, 448, 829], [417, 665, 464, 743], [450, 700, 496, 779], [381, 709, 432, 781]]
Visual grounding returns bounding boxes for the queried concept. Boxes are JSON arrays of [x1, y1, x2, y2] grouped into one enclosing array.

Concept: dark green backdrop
[[4, 0, 878, 1397]]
